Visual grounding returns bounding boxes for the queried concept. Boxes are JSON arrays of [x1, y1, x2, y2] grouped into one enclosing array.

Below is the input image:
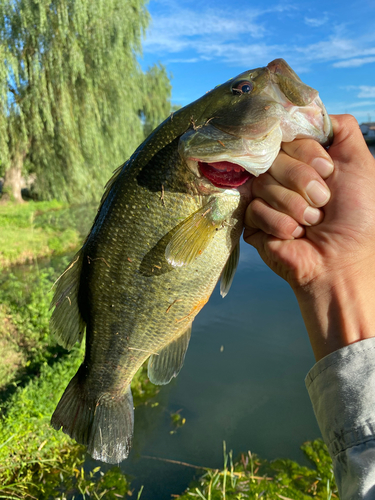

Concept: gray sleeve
[[305, 337, 375, 499]]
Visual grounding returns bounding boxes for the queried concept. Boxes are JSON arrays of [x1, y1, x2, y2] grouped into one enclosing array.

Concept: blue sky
[[139, 0, 375, 124]]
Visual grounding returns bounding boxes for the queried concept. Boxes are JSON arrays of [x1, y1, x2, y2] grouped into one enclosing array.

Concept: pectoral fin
[[50, 250, 86, 350], [220, 242, 240, 298], [148, 326, 192, 385], [165, 200, 224, 267]]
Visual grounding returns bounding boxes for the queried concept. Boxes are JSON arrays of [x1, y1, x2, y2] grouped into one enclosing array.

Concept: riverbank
[[0, 200, 96, 269]]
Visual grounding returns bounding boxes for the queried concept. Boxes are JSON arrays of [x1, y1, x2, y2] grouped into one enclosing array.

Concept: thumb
[[329, 115, 366, 164]]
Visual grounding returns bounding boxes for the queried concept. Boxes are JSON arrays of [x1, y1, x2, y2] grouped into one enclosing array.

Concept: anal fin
[[148, 326, 192, 385], [220, 242, 240, 298]]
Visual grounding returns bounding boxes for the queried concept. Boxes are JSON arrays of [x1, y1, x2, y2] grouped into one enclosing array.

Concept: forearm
[[306, 337, 375, 499], [294, 262, 375, 361]]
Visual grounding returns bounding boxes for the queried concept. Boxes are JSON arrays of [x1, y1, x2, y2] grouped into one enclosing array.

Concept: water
[[85, 242, 320, 499]]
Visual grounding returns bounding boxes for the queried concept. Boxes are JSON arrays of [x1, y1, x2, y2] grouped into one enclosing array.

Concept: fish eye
[[232, 80, 253, 95]]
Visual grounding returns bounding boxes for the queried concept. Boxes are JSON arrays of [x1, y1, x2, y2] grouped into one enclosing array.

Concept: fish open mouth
[[198, 161, 253, 189]]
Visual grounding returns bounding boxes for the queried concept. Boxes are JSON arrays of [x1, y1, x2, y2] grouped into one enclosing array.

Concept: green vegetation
[[0, 201, 157, 499], [170, 410, 187, 434], [0, 200, 97, 268], [0, 0, 172, 202], [176, 441, 337, 500]]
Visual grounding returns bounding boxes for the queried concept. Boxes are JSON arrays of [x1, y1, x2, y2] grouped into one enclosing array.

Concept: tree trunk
[[1, 152, 25, 204]]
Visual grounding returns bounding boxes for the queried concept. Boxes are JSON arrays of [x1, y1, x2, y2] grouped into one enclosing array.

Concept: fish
[[50, 59, 332, 464]]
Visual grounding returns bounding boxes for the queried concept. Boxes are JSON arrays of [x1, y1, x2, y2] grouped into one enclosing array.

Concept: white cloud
[[144, 7, 267, 54], [358, 86, 375, 98], [304, 16, 329, 28], [144, 3, 298, 66], [167, 58, 200, 63], [333, 56, 375, 68], [345, 100, 375, 108], [341, 86, 375, 99], [143, 2, 375, 72]]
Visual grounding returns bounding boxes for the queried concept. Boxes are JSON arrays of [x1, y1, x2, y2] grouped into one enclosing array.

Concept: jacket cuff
[[305, 337, 375, 457]]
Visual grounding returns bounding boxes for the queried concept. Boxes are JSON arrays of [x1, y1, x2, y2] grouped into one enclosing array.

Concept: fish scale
[[49, 59, 332, 463]]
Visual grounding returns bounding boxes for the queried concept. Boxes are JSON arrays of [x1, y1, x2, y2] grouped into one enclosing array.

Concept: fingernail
[[311, 157, 334, 178], [304, 206, 322, 225], [306, 181, 330, 206], [292, 225, 304, 238]]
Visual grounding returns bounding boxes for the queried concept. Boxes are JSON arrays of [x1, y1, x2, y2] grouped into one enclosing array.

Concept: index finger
[[281, 138, 334, 179]]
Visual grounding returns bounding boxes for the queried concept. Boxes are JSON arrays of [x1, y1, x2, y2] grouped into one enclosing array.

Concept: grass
[[0, 200, 97, 269], [176, 440, 337, 500]]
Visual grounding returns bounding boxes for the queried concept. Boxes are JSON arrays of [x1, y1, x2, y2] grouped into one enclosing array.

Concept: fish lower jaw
[[280, 104, 330, 144]]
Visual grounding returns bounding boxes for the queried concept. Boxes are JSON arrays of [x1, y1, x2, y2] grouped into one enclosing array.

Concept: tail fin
[[51, 372, 134, 464]]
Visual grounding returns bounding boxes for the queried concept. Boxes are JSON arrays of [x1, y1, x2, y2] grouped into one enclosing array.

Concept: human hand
[[244, 115, 375, 360]]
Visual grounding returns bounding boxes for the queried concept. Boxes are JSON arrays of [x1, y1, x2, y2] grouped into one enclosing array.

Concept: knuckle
[[342, 114, 357, 127], [282, 139, 313, 158], [250, 198, 297, 238], [276, 190, 304, 219], [286, 161, 307, 185], [273, 214, 297, 239], [283, 139, 327, 166]]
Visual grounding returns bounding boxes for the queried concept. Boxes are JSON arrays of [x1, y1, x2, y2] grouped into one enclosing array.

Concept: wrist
[[293, 262, 375, 361]]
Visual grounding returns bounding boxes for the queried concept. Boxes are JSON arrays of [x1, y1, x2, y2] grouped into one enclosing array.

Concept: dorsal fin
[[148, 326, 192, 385]]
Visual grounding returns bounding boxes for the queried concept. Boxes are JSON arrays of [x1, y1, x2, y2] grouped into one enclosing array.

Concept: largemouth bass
[[50, 59, 332, 463]]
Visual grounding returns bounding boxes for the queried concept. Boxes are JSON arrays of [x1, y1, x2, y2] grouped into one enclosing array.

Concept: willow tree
[[0, 0, 171, 202]]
